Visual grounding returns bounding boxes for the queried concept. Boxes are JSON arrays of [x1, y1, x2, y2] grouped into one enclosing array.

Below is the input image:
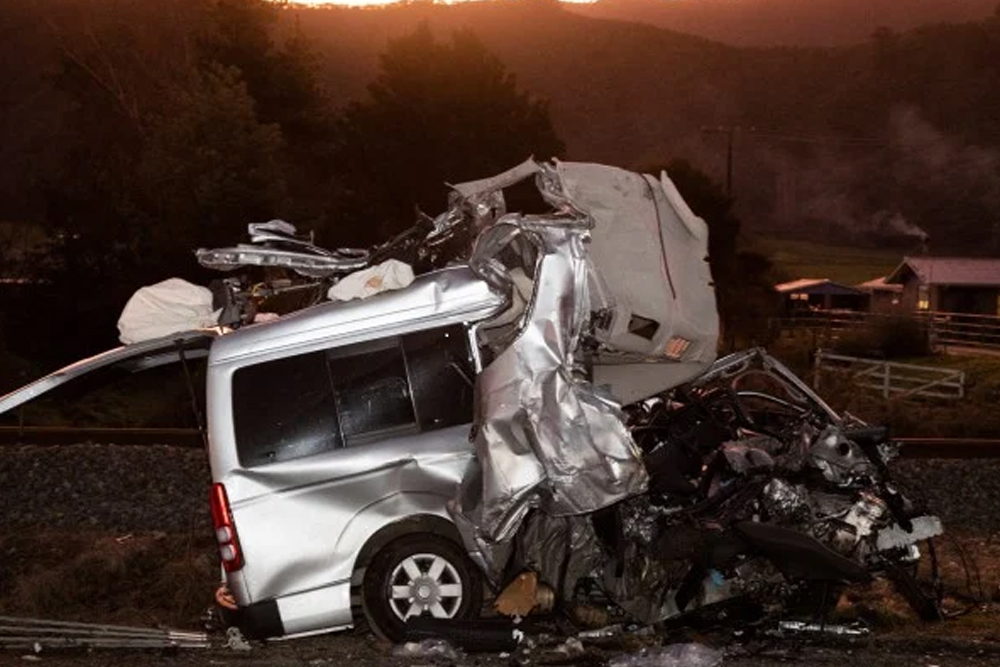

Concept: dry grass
[[0, 530, 217, 629], [4, 530, 1000, 641], [829, 531, 1000, 639]]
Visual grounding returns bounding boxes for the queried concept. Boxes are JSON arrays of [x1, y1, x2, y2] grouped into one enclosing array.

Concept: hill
[[289, 1, 1000, 249], [2, 0, 999, 253], [566, 0, 1000, 47], [291, 1, 869, 165]]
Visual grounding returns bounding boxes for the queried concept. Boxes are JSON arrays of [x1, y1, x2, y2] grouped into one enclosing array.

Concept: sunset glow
[[286, 0, 595, 6]]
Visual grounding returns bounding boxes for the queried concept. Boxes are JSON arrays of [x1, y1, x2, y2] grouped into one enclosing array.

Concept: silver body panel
[[0, 330, 217, 416], [205, 266, 504, 632]]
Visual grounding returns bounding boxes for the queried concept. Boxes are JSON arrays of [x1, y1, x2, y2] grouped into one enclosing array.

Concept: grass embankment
[[768, 329, 1000, 438], [0, 530, 217, 629], [752, 237, 902, 285]]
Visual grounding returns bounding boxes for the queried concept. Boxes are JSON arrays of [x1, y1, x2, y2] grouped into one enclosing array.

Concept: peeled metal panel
[[452, 220, 648, 579], [555, 163, 719, 400]]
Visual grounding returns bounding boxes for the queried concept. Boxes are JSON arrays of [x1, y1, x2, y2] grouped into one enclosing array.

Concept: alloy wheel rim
[[388, 553, 464, 621]]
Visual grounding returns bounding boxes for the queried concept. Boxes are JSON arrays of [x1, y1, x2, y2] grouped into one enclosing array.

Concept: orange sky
[[288, 0, 595, 6]]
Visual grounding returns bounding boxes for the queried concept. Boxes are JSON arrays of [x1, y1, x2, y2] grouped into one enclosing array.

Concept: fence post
[[813, 349, 823, 391], [882, 362, 891, 399]]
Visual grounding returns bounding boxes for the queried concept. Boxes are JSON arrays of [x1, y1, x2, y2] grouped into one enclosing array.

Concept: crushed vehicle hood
[[447, 159, 720, 403]]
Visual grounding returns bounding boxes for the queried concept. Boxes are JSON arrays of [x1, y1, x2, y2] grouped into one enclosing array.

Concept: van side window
[[328, 339, 416, 445], [232, 350, 342, 467], [403, 327, 475, 432], [231, 325, 475, 467]]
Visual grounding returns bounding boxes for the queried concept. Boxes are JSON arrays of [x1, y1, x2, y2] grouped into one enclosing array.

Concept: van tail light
[[210, 483, 244, 572]]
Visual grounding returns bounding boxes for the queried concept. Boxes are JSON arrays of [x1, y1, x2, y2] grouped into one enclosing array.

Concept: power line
[[699, 125, 890, 196]]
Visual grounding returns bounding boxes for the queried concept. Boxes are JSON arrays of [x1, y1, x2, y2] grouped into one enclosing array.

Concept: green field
[[752, 237, 903, 286]]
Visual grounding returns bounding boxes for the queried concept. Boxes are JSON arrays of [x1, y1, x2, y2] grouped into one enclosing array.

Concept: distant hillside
[[291, 1, 868, 164], [566, 0, 1000, 47], [3, 0, 998, 253], [289, 1, 1000, 251]]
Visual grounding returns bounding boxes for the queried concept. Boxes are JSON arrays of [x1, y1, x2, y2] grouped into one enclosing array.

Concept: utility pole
[[700, 125, 737, 198]]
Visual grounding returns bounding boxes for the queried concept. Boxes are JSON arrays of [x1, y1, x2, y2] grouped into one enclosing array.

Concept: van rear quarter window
[[231, 325, 476, 467], [232, 350, 342, 467]]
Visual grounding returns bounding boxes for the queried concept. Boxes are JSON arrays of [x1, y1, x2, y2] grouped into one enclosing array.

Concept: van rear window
[[231, 325, 475, 467]]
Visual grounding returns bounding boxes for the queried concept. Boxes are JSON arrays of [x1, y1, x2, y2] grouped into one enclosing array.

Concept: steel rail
[[3, 428, 1000, 458], [0, 616, 209, 650], [0, 426, 202, 447]]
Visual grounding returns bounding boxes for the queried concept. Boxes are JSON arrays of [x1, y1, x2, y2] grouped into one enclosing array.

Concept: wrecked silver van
[[0, 160, 942, 642], [194, 159, 722, 640]]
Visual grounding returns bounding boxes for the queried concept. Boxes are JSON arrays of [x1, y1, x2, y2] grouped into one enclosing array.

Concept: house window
[[917, 285, 930, 311], [231, 325, 474, 467]]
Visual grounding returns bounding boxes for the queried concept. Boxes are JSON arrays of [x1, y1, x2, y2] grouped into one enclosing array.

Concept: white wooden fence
[[813, 350, 965, 400]]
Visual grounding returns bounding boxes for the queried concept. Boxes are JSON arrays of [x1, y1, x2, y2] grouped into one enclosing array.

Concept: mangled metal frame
[[411, 161, 943, 629], [446, 161, 650, 579]]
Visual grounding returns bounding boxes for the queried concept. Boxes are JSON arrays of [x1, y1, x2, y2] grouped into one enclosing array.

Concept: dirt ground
[[12, 620, 1000, 667], [5, 529, 1000, 666]]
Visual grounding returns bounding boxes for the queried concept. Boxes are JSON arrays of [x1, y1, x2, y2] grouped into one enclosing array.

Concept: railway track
[[1, 426, 999, 458], [0, 426, 204, 447]]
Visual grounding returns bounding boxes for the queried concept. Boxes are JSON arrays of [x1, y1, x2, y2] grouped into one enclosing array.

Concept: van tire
[[361, 534, 482, 642]]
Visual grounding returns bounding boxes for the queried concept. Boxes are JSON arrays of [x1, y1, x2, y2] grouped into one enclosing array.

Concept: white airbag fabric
[[118, 278, 219, 344], [327, 259, 415, 302]]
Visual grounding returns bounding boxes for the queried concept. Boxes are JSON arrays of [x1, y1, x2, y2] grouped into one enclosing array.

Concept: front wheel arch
[[352, 514, 465, 579]]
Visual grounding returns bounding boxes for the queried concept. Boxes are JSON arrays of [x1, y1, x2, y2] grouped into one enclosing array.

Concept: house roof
[[856, 276, 903, 293], [886, 257, 1000, 286], [774, 278, 864, 296]]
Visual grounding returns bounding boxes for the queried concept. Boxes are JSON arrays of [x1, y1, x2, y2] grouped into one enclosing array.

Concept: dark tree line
[[0, 0, 564, 366], [0, 0, 781, 375]]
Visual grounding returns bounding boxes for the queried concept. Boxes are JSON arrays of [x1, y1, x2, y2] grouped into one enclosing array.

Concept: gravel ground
[[0, 443, 211, 533], [890, 458, 1000, 533], [2, 442, 999, 535]]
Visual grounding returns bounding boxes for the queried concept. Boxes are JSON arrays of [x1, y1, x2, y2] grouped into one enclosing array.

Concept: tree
[[198, 1, 339, 226], [29, 0, 333, 361], [333, 24, 565, 245], [136, 64, 288, 271]]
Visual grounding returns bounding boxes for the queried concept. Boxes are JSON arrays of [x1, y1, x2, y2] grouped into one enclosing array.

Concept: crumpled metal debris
[[393, 638, 461, 660], [196, 220, 369, 278], [450, 164, 668, 579], [775, 620, 870, 637], [424, 161, 942, 633], [607, 643, 723, 667], [225, 626, 251, 651]]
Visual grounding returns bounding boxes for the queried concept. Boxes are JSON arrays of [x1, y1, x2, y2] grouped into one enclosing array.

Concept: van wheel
[[361, 534, 482, 642]]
